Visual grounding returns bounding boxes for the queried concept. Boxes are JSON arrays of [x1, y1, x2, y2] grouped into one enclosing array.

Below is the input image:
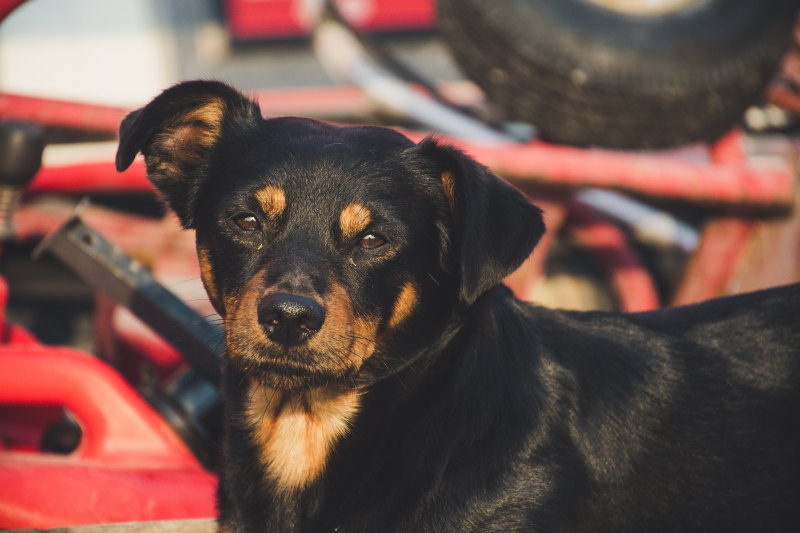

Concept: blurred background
[[0, 0, 456, 104]]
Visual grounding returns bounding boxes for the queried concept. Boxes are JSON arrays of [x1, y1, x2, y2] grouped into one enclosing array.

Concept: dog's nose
[[258, 292, 326, 346]]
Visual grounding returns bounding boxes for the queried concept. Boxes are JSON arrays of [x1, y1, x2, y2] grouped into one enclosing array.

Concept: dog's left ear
[[116, 80, 260, 228], [417, 139, 545, 305]]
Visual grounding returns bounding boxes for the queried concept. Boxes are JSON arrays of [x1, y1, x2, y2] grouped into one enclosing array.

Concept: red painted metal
[[671, 217, 757, 306], [0, 0, 24, 22], [0, 345, 217, 528], [0, 348, 200, 466], [404, 133, 794, 212], [0, 93, 129, 134], [668, 130, 762, 306], [709, 129, 747, 166], [225, 0, 435, 41], [29, 160, 152, 194], [0, 462, 215, 528]]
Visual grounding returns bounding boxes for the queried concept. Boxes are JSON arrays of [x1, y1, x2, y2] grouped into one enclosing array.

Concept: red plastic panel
[[0, 346, 216, 528]]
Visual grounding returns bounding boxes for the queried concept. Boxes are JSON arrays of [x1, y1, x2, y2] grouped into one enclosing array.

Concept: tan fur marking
[[225, 271, 266, 354], [441, 170, 457, 213], [388, 281, 419, 329], [149, 96, 227, 181], [197, 244, 224, 316], [246, 381, 360, 491], [255, 185, 286, 221], [339, 203, 372, 240], [308, 282, 378, 369]]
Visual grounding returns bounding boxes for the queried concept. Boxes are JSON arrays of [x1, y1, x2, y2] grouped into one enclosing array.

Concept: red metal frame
[[0, 93, 129, 134], [224, 0, 435, 41], [414, 131, 794, 212], [0, 0, 24, 21]]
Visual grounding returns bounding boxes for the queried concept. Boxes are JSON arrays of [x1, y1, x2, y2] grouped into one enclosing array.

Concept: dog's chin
[[229, 356, 356, 392]]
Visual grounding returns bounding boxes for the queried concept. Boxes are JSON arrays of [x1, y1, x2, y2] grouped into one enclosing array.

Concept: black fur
[[118, 81, 800, 532]]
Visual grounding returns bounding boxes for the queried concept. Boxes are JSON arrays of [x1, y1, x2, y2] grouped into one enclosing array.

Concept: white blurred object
[[0, 0, 179, 107], [575, 188, 699, 253], [310, 12, 515, 144]]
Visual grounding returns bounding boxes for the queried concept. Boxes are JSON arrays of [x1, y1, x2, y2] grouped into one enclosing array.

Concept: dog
[[116, 80, 800, 532]]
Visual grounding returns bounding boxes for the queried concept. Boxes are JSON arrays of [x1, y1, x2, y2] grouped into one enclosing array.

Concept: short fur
[[118, 81, 800, 533]]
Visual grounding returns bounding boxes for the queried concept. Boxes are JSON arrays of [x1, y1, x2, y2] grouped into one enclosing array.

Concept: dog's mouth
[[228, 345, 360, 390]]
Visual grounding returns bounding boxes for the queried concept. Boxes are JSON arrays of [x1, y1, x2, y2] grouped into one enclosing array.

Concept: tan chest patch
[[246, 382, 360, 491]]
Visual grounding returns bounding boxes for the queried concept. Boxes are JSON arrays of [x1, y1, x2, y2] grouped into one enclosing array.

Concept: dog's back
[[501, 283, 800, 531]]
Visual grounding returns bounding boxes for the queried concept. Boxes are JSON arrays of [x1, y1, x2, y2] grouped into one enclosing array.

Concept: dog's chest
[[245, 382, 360, 491]]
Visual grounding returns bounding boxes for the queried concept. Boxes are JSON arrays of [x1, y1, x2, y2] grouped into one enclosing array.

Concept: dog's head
[[117, 81, 544, 390]]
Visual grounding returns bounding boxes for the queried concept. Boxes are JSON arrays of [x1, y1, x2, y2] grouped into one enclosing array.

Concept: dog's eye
[[360, 233, 386, 249], [233, 214, 260, 232]]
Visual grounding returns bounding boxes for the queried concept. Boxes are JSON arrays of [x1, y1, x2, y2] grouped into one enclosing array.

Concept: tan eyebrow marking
[[255, 184, 286, 220], [339, 203, 372, 239], [388, 281, 419, 329]]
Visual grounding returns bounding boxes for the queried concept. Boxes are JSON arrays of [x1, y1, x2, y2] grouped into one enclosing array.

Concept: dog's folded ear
[[116, 80, 260, 228], [418, 140, 545, 305]]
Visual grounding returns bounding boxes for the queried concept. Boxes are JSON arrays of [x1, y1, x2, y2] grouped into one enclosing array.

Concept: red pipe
[[0, 0, 25, 22], [0, 93, 129, 135], [406, 133, 794, 212], [29, 160, 151, 194]]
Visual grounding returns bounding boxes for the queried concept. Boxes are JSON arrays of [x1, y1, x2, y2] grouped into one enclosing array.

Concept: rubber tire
[[437, 0, 798, 149]]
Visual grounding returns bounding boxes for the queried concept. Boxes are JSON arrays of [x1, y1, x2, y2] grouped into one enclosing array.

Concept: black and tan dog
[[117, 80, 800, 532]]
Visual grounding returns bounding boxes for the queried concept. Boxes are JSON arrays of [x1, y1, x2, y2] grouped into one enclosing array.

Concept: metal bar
[[0, 0, 26, 23], [670, 217, 756, 306], [33, 214, 222, 385], [30, 160, 152, 194], [0, 94, 129, 134], [403, 133, 795, 212]]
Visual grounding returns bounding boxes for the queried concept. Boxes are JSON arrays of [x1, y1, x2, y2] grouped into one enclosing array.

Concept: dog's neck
[[245, 380, 360, 492]]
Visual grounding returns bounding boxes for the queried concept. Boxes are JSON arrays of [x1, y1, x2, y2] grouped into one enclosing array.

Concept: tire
[[437, 0, 799, 149]]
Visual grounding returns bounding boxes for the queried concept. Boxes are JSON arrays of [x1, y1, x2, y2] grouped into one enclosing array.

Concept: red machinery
[[0, 277, 217, 528]]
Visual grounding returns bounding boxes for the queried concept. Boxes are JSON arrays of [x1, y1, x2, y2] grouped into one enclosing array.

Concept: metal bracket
[[34, 211, 223, 386]]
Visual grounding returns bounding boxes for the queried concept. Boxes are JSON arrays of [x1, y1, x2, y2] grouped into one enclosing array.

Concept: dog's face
[[116, 81, 544, 391], [192, 118, 455, 390]]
